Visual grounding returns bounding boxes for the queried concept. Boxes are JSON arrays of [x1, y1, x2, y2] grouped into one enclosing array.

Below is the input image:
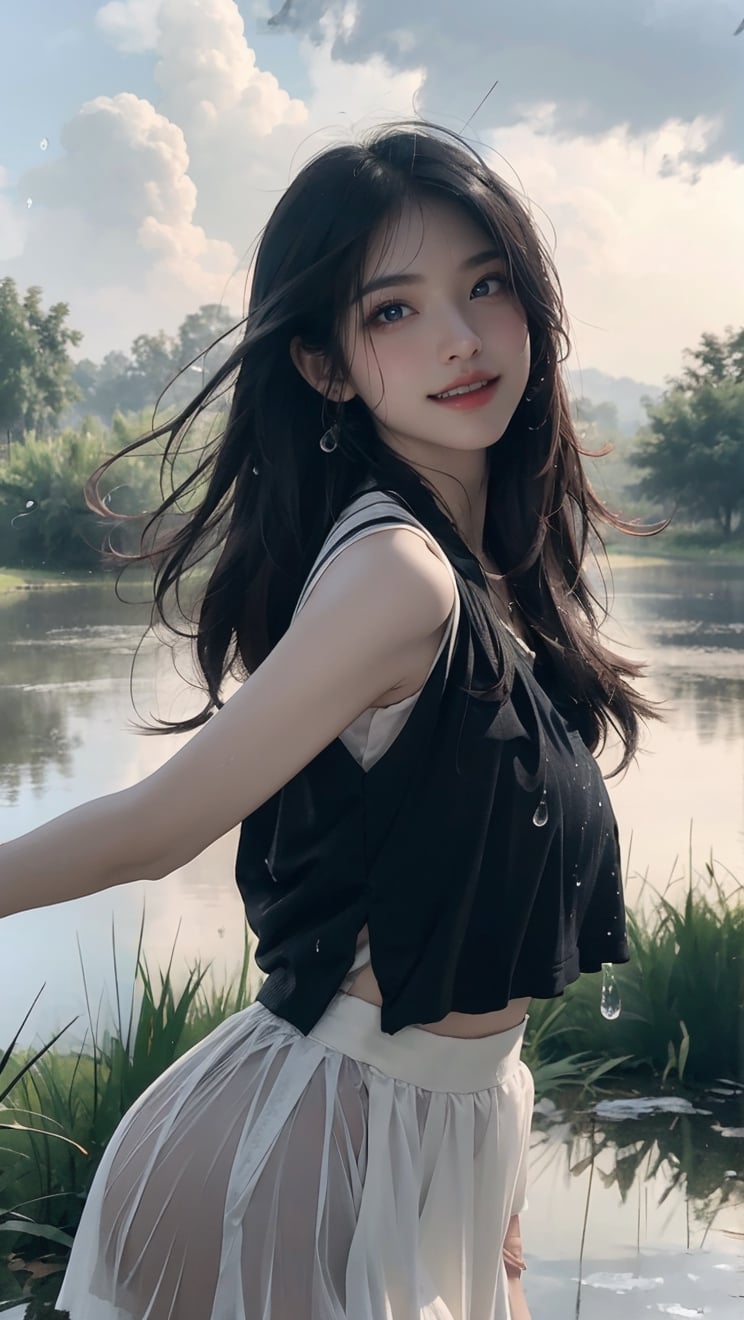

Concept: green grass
[[0, 851, 742, 1302], [606, 530, 744, 564]]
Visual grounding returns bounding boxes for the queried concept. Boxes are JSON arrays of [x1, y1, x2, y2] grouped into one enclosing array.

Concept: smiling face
[[341, 192, 531, 479]]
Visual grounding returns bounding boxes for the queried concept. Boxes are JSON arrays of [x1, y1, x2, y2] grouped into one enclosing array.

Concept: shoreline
[[2, 539, 744, 595]]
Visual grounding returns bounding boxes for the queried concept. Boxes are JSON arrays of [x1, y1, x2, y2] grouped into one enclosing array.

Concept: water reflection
[[523, 1087, 744, 1316], [0, 586, 156, 806], [1, 561, 743, 1043], [1, 562, 743, 1312]]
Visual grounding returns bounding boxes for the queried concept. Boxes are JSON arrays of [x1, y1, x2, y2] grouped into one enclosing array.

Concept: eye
[[471, 274, 507, 298], [367, 301, 412, 326]]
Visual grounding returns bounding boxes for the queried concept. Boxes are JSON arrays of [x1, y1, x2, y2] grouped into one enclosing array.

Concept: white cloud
[[479, 106, 744, 382], [6, 1, 421, 356], [96, 0, 162, 53], [153, 0, 307, 137], [269, 0, 744, 170], [10, 93, 237, 356], [4, 0, 743, 385]]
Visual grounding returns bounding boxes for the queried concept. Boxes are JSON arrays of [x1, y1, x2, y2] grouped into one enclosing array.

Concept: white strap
[[292, 492, 460, 684]]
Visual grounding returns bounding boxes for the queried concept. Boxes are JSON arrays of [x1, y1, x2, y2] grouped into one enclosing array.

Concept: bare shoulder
[[125, 525, 455, 881], [311, 523, 455, 628]]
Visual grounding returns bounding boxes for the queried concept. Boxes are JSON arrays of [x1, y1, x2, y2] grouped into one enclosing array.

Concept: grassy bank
[[3, 529, 743, 598], [0, 567, 98, 594], [605, 530, 744, 565], [0, 566, 157, 596]]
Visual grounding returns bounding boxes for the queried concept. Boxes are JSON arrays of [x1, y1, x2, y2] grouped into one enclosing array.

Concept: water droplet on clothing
[[26, 197, 33, 208], [315, 938, 321, 953], [40, 137, 49, 150], [532, 797, 548, 827], [601, 963, 622, 1020]]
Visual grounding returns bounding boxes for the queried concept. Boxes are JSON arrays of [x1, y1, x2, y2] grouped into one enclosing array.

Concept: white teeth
[[435, 380, 491, 399]]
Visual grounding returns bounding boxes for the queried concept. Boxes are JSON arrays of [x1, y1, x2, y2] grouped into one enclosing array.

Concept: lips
[[428, 377, 501, 410], [429, 374, 499, 400]]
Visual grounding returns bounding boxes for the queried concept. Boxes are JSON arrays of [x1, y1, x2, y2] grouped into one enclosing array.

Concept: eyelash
[[366, 273, 509, 327]]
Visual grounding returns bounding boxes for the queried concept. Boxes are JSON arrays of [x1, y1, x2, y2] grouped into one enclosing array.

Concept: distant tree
[[629, 328, 744, 536], [173, 304, 240, 374], [71, 304, 240, 423], [573, 396, 620, 438], [0, 278, 82, 447], [0, 278, 31, 446], [129, 330, 178, 406]]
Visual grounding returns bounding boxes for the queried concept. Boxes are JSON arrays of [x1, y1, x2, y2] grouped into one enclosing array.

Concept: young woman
[[1, 121, 661, 1320]]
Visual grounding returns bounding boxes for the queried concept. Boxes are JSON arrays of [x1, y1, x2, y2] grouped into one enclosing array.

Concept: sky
[[1, 0, 743, 390]]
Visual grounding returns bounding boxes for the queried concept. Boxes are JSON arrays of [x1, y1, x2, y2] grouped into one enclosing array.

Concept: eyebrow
[[355, 247, 505, 301]]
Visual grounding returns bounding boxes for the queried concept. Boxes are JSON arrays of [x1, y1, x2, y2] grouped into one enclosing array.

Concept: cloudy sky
[[2, 0, 743, 388]]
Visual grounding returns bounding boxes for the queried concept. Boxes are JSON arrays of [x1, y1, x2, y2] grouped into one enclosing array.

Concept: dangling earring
[[319, 422, 340, 453]]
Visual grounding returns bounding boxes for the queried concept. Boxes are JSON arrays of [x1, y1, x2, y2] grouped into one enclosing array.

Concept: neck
[[378, 431, 491, 555]]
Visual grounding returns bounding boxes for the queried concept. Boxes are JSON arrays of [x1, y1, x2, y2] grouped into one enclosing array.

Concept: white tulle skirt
[[54, 991, 534, 1320]]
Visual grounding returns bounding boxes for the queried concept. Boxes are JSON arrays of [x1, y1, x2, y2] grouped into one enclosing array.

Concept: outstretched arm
[[0, 529, 454, 919]]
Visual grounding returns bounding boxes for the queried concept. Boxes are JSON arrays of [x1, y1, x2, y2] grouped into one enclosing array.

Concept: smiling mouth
[[430, 378, 499, 400]]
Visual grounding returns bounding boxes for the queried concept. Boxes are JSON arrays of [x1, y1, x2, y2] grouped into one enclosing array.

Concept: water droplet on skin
[[40, 137, 49, 150], [532, 798, 548, 827], [601, 963, 622, 1020]]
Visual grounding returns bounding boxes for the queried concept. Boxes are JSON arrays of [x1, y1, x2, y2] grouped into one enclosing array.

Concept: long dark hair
[[85, 119, 665, 775]]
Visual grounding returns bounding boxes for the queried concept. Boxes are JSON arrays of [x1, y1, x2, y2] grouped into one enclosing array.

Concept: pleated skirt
[[54, 991, 534, 1320]]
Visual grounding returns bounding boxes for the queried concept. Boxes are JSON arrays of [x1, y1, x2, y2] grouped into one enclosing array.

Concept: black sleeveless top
[[235, 489, 629, 1035]]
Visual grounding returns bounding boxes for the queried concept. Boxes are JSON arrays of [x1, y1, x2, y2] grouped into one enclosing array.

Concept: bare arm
[[0, 529, 454, 918], [504, 1214, 532, 1320], [507, 1275, 532, 1320]]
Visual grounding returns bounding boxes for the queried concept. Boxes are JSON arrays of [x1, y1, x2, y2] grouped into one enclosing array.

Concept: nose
[[439, 307, 482, 362]]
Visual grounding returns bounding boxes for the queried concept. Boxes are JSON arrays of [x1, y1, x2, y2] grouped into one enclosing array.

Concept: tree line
[[0, 278, 742, 573]]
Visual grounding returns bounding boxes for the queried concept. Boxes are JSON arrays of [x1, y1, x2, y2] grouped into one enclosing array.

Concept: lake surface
[[1, 556, 742, 1313], [2, 555, 742, 1038]]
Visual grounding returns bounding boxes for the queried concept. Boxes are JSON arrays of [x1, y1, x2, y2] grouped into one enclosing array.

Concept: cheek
[[504, 310, 531, 380], [349, 335, 408, 407]]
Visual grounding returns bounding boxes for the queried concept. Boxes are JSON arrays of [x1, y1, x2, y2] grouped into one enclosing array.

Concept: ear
[[290, 337, 356, 402]]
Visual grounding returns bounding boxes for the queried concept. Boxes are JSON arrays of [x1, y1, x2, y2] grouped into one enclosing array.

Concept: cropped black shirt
[[235, 491, 629, 1035]]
